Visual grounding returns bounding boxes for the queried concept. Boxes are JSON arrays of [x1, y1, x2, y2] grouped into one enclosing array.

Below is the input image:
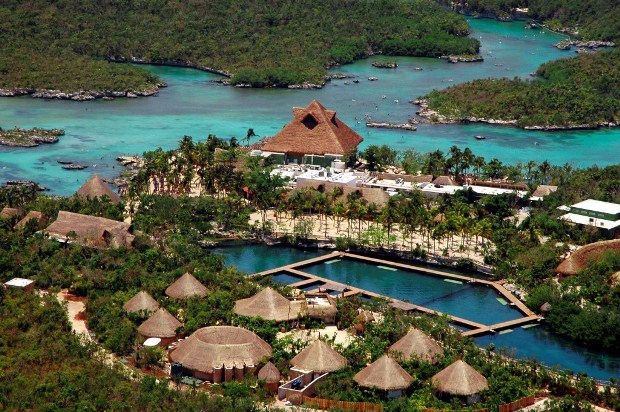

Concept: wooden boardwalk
[[251, 252, 539, 337]]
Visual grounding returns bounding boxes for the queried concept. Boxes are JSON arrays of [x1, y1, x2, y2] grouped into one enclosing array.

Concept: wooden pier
[[252, 252, 540, 337]]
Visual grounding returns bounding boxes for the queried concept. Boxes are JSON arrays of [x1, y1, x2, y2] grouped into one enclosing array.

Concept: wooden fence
[[303, 396, 384, 412], [498, 395, 536, 412]]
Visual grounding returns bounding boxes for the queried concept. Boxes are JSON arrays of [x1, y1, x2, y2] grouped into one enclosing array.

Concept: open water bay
[[1, 19, 620, 194]]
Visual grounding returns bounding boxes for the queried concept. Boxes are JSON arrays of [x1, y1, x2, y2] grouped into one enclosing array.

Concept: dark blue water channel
[[212, 244, 620, 380]]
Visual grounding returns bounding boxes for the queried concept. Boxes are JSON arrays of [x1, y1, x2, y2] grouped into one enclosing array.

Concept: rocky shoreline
[[0, 127, 65, 147], [0, 84, 166, 101], [441, 55, 484, 63], [410, 99, 618, 131], [366, 122, 417, 131]]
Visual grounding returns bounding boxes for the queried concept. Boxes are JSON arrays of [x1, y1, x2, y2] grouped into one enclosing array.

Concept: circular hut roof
[[138, 307, 182, 339], [431, 360, 488, 396], [123, 291, 160, 314], [234, 287, 300, 322], [555, 239, 620, 277], [169, 326, 272, 374], [165, 273, 208, 299], [258, 361, 281, 384], [354, 355, 413, 391], [76, 174, 121, 204], [389, 328, 444, 364], [290, 340, 348, 373]]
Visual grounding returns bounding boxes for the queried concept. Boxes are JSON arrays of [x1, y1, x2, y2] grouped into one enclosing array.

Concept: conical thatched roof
[[76, 174, 121, 204], [138, 307, 182, 338], [123, 291, 160, 314], [540, 302, 552, 313], [389, 328, 444, 364], [432, 175, 457, 186], [290, 340, 348, 373], [234, 287, 300, 322], [354, 355, 413, 391], [258, 361, 281, 383], [431, 360, 488, 396], [165, 273, 208, 299], [169, 326, 272, 373], [262, 100, 363, 156]]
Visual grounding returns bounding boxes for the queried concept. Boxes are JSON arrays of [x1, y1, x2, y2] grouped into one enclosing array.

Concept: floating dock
[[252, 252, 540, 337]]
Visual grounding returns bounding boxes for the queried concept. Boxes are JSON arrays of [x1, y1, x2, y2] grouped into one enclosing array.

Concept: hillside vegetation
[[422, 47, 620, 128], [444, 0, 620, 41], [0, 0, 479, 91]]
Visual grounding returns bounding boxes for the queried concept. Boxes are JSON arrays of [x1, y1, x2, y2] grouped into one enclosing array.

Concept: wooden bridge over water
[[253, 252, 541, 337]]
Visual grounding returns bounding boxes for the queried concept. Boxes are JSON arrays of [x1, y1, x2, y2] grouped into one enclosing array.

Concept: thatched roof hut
[[165, 273, 208, 300], [432, 176, 457, 187], [123, 291, 160, 314], [432, 360, 488, 397], [169, 326, 272, 382], [14, 211, 46, 230], [303, 293, 338, 323], [263, 100, 363, 156], [76, 175, 121, 204], [234, 287, 301, 322], [555, 239, 620, 277], [611, 271, 620, 287], [290, 340, 348, 373], [530, 185, 558, 201], [138, 307, 182, 340], [44, 211, 134, 248], [0, 207, 21, 220], [389, 328, 444, 364], [295, 181, 390, 207], [539, 302, 552, 314], [258, 361, 281, 384], [354, 355, 413, 393]]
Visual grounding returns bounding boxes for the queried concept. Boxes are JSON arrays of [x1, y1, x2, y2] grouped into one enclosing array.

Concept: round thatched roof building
[[389, 328, 443, 364], [555, 239, 620, 277], [169, 326, 271, 382], [234, 287, 301, 322], [165, 273, 208, 299], [432, 360, 488, 397], [354, 355, 413, 392], [138, 307, 182, 345], [123, 291, 160, 314], [290, 340, 348, 373], [76, 174, 121, 204]]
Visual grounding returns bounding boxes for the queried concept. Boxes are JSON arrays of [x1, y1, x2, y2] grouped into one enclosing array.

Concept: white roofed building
[[560, 199, 620, 236]]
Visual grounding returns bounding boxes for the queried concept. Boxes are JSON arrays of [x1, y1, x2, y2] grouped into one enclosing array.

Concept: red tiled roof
[[263, 100, 363, 156]]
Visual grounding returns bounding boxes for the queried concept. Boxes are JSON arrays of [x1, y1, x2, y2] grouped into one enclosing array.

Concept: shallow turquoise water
[[212, 244, 620, 380], [300, 258, 522, 325], [2, 18, 619, 195]]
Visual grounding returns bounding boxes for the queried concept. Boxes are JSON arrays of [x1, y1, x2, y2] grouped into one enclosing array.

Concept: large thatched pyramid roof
[[262, 100, 363, 156], [258, 361, 281, 384], [138, 307, 182, 338], [169, 326, 272, 373], [290, 340, 348, 373], [354, 355, 413, 391], [123, 291, 160, 314], [234, 287, 301, 322], [76, 174, 121, 204], [165, 273, 208, 299], [389, 328, 444, 364], [556, 239, 620, 276], [431, 360, 488, 396]]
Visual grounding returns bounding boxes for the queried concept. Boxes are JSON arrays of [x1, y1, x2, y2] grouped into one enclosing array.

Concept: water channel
[[2, 19, 620, 195], [212, 244, 620, 381]]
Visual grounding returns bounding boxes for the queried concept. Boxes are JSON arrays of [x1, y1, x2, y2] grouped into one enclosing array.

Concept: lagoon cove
[[2, 4, 620, 412]]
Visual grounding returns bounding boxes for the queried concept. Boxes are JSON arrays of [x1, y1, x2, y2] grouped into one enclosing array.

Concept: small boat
[[474, 135, 486, 140]]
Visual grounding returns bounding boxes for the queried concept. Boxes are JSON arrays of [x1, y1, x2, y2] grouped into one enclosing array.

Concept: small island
[[0, 127, 65, 147], [372, 61, 398, 68]]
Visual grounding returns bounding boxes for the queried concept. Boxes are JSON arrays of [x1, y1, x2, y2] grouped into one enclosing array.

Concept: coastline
[[0, 82, 166, 101], [410, 99, 619, 131], [0, 127, 64, 147]]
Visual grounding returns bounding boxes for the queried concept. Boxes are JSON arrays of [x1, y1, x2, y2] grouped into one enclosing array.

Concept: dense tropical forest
[[442, 0, 620, 41], [421, 46, 620, 128], [0, 0, 478, 91]]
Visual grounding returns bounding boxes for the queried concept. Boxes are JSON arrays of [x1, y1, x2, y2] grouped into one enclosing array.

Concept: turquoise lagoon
[[2, 19, 620, 194], [213, 244, 620, 381]]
